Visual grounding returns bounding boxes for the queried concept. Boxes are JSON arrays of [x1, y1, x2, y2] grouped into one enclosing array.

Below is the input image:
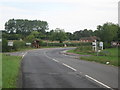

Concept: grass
[[10, 47, 35, 52], [67, 47, 119, 66], [2, 54, 22, 88], [80, 55, 119, 66], [67, 49, 91, 55]]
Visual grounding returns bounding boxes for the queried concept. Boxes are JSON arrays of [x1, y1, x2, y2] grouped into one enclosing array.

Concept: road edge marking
[[85, 75, 113, 89], [22, 52, 27, 59]]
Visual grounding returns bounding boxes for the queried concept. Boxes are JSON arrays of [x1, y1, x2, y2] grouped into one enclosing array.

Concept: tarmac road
[[21, 48, 118, 89]]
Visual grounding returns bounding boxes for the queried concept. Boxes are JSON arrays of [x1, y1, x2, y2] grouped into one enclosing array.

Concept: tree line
[[2, 19, 120, 44]]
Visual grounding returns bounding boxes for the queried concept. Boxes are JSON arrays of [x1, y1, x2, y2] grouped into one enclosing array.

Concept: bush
[[104, 42, 112, 48], [13, 41, 26, 51], [75, 46, 93, 53], [65, 42, 91, 47], [2, 38, 9, 52], [39, 42, 91, 47]]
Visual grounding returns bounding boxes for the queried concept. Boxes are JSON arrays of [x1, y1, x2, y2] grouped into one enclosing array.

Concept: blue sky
[[0, 0, 119, 33]]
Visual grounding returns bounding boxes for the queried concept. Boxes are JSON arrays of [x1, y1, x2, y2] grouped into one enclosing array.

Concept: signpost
[[8, 41, 13, 51], [92, 40, 97, 52], [92, 40, 104, 56], [99, 42, 103, 50], [8, 41, 13, 46], [26, 43, 31, 46]]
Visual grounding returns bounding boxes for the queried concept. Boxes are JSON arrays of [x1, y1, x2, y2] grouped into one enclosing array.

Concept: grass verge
[[80, 56, 119, 66], [67, 47, 119, 66], [2, 54, 22, 88]]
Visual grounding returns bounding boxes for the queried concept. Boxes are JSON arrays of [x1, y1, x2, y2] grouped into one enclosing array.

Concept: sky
[[0, 0, 119, 33]]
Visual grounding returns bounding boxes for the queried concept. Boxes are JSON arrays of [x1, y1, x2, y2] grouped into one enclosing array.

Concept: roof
[[80, 36, 100, 41]]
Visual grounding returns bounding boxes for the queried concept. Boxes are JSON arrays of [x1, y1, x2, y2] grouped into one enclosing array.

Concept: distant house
[[80, 36, 100, 42]]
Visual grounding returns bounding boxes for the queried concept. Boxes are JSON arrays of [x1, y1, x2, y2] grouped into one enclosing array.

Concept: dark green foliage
[[39, 42, 91, 47], [2, 38, 9, 52], [50, 28, 67, 43], [13, 41, 26, 51], [5, 19, 48, 36], [103, 42, 112, 48], [95, 23, 119, 42], [75, 46, 93, 53], [72, 29, 94, 40]]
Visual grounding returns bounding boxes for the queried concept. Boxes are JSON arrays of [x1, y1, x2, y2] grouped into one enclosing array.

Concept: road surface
[[21, 48, 118, 89]]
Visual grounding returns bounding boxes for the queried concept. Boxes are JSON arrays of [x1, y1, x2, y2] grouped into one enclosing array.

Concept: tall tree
[[5, 19, 48, 36], [96, 22, 118, 42], [50, 28, 67, 43]]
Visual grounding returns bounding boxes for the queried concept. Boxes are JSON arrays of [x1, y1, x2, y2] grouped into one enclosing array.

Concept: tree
[[30, 31, 39, 38], [5, 19, 49, 36], [25, 35, 35, 43], [2, 38, 8, 52], [96, 22, 118, 42], [66, 32, 73, 40], [118, 26, 120, 41], [72, 29, 94, 40], [50, 28, 67, 43]]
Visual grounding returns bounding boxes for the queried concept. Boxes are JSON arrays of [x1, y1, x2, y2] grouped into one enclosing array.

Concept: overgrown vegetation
[[2, 54, 22, 88]]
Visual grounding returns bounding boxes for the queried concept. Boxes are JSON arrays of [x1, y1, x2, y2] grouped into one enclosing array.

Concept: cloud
[[0, 0, 119, 32]]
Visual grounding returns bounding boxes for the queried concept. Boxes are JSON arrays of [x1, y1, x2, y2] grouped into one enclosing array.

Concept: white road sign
[[99, 42, 103, 47], [26, 43, 31, 46], [8, 41, 13, 46]]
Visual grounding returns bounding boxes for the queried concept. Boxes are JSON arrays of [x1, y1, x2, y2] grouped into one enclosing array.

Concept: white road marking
[[85, 75, 113, 89], [44, 52, 59, 63], [44, 52, 53, 59], [22, 52, 27, 59], [62, 63, 77, 71], [52, 59, 59, 62], [44, 50, 114, 89]]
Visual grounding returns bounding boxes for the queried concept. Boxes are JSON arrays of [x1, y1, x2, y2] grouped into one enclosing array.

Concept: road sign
[[26, 43, 31, 46], [92, 42, 96, 46], [0, 39, 2, 42], [99, 42, 103, 47], [8, 41, 13, 46], [99, 42, 103, 50]]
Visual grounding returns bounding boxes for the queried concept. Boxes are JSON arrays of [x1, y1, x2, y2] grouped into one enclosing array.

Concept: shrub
[[104, 42, 112, 48], [13, 41, 26, 51], [2, 38, 9, 52], [75, 46, 93, 53]]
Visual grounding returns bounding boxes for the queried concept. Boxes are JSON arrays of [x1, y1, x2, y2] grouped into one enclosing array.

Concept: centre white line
[[62, 63, 77, 71], [85, 75, 113, 89], [44, 50, 113, 89]]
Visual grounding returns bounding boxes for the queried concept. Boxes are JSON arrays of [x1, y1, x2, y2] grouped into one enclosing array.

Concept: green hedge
[[39, 42, 91, 47], [13, 41, 26, 51], [75, 46, 93, 53], [2, 38, 9, 52], [104, 42, 112, 48]]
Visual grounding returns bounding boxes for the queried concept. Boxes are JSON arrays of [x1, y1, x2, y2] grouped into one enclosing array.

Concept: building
[[80, 36, 100, 42]]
